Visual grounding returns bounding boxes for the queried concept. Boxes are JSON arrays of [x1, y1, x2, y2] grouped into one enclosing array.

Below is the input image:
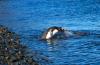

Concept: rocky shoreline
[[0, 25, 38, 65]]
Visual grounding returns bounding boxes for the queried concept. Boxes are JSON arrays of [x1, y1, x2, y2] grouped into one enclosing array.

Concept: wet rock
[[0, 25, 38, 65]]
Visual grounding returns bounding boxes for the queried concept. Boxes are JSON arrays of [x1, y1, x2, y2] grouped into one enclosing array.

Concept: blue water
[[0, 0, 100, 65]]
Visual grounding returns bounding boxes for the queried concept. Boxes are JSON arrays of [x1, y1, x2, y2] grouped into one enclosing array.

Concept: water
[[0, 0, 100, 65]]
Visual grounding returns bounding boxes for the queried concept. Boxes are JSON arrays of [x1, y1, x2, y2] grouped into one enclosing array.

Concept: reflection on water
[[0, 0, 100, 65]]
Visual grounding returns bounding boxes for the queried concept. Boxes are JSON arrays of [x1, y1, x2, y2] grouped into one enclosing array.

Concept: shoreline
[[0, 25, 38, 65]]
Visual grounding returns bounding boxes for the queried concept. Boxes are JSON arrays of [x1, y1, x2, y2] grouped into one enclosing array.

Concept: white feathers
[[52, 29, 58, 35], [46, 29, 52, 39], [46, 29, 58, 39]]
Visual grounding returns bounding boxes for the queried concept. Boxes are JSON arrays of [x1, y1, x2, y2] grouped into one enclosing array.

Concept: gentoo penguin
[[41, 26, 73, 40]]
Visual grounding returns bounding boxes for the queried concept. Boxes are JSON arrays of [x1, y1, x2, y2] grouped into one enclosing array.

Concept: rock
[[0, 25, 38, 65]]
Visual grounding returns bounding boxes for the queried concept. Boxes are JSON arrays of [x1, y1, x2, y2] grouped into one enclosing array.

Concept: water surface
[[0, 0, 100, 65]]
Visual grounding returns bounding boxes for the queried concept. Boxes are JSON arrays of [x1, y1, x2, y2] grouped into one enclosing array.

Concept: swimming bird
[[41, 26, 73, 40]]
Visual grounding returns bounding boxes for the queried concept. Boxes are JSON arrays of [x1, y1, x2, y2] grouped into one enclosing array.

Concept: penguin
[[41, 26, 73, 40]]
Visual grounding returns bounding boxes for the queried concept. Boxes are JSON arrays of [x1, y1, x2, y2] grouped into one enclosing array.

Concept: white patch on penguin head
[[52, 29, 58, 35]]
